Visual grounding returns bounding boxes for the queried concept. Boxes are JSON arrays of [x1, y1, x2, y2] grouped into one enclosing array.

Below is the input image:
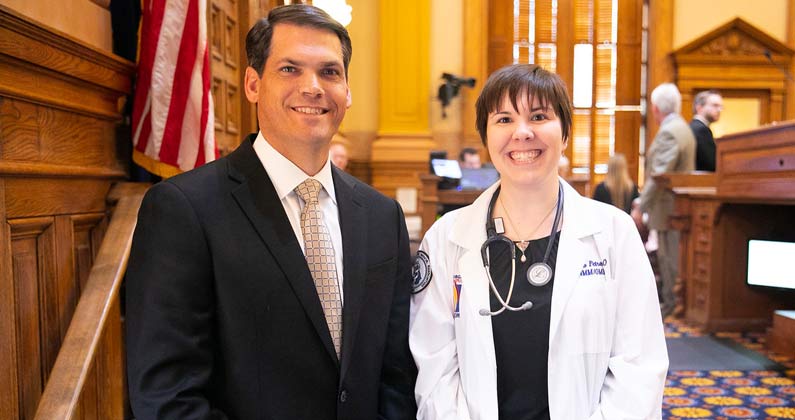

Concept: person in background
[[329, 140, 349, 171], [640, 82, 695, 318], [690, 90, 723, 171], [459, 147, 482, 169], [125, 5, 417, 419], [593, 153, 639, 214], [410, 63, 667, 419]]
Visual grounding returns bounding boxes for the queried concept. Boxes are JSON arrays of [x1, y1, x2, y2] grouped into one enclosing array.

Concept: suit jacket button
[[339, 389, 348, 403]]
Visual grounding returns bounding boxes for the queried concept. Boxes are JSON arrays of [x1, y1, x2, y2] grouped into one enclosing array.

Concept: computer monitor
[[746, 239, 795, 291], [430, 159, 462, 179], [429, 150, 448, 173], [459, 167, 499, 190]]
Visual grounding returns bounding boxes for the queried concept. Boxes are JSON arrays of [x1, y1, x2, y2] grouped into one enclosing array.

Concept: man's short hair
[[245, 4, 352, 77], [475, 64, 572, 146], [650, 83, 682, 116], [692, 89, 721, 114], [459, 147, 479, 162]]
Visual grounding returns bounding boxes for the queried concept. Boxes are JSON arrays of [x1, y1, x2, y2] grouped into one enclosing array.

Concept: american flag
[[131, 0, 217, 177]]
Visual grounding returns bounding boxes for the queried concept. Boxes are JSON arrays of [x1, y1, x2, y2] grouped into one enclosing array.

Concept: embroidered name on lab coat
[[580, 259, 607, 277]]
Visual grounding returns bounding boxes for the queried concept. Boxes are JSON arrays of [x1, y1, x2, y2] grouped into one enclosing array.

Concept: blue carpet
[[667, 336, 784, 372]]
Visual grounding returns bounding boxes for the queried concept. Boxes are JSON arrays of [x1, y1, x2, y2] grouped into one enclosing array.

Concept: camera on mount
[[437, 73, 476, 118]]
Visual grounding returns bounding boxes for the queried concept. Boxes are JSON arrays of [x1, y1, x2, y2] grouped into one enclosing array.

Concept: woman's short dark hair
[[475, 64, 572, 146], [245, 4, 352, 77]]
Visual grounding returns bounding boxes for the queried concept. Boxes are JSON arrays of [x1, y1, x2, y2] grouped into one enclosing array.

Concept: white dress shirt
[[253, 132, 345, 302]]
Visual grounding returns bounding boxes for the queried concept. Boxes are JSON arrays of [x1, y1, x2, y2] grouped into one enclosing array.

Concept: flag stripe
[[158, 0, 200, 165], [131, 0, 216, 176], [195, 46, 211, 167], [131, 0, 168, 152]]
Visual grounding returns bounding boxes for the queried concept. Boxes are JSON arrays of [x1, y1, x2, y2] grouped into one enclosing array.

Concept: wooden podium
[[670, 121, 795, 332], [419, 174, 481, 237]]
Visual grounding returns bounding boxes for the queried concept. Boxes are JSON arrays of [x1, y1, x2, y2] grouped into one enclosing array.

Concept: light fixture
[[313, 0, 353, 27]]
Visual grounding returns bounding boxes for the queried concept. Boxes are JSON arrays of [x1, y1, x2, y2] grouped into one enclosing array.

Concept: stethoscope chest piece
[[527, 262, 552, 287]]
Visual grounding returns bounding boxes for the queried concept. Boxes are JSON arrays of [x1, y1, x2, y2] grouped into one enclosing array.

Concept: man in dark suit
[[689, 90, 723, 171], [125, 5, 417, 419]]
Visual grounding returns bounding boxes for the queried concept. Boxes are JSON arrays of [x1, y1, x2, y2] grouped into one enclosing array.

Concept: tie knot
[[295, 178, 322, 203]]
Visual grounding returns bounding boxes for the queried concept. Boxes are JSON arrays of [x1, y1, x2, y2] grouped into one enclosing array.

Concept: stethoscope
[[478, 181, 564, 316]]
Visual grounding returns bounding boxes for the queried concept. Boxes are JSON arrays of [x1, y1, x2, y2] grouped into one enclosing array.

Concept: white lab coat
[[410, 180, 668, 420]]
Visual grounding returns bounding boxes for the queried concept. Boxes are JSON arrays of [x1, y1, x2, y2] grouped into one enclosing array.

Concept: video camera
[[437, 73, 476, 118]]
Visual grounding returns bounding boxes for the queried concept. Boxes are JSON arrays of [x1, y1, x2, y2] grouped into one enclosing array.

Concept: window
[[512, 0, 644, 185]]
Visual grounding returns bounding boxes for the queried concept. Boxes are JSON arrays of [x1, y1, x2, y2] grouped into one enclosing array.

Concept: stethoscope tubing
[[479, 182, 564, 316]]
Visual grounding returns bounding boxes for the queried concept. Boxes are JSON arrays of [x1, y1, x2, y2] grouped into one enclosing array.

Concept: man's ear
[[243, 67, 260, 104], [346, 86, 352, 109]]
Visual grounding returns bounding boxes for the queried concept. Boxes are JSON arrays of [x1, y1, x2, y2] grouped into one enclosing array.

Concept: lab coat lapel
[[450, 184, 500, 381], [548, 181, 602, 345]]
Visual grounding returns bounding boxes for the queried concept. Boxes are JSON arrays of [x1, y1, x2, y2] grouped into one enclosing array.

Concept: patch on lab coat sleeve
[[411, 250, 433, 294]]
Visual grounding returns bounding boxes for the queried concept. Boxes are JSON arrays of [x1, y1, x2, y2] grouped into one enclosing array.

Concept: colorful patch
[[411, 250, 432, 294], [452, 275, 462, 318]]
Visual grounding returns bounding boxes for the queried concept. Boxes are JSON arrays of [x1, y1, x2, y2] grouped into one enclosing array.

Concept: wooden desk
[[419, 174, 481, 238], [670, 122, 795, 332], [651, 173, 717, 318]]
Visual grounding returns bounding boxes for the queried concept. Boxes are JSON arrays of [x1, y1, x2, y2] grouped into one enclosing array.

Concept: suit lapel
[[227, 136, 339, 365], [333, 168, 367, 378]]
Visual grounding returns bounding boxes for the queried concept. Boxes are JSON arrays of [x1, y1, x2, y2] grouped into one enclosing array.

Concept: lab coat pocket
[[561, 276, 616, 355]]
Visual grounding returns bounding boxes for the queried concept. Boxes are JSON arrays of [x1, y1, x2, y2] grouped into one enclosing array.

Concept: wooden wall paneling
[[615, 0, 643, 183], [787, 0, 795, 120], [3, 179, 111, 219], [94, 297, 124, 420], [72, 214, 107, 292], [0, 178, 20, 420], [0, 14, 130, 97], [646, 0, 674, 149], [70, 213, 107, 420], [462, 0, 488, 148], [209, 0, 244, 156], [8, 217, 56, 420], [239, 0, 267, 138], [487, 0, 513, 75], [556, 0, 575, 166]]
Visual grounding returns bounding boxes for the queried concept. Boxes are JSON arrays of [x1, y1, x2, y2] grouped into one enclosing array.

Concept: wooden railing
[[34, 183, 148, 420]]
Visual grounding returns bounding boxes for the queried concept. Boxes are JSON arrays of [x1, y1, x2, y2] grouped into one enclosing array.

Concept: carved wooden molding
[[0, 161, 125, 179], [675, 18, 794, 58], [673, 18, 794, 123], [7, 216, 53, 239], [0, 5, 134, 120], [89, 0, 111, 10]]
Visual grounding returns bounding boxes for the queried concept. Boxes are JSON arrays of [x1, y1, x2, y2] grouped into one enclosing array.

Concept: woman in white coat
[[409, 64, 668, 420]]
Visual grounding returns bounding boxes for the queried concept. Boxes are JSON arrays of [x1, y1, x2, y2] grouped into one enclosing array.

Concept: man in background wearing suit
[[690, 90, 723, 172], [125, 5, 417, 419], [640, 83, 695, 318]]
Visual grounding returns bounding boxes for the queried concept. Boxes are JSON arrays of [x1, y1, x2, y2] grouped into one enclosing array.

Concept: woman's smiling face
[[486, 92, 566, 190]]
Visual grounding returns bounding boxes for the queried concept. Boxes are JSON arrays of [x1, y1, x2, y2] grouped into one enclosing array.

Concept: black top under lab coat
[[488, 234, 560, 420]]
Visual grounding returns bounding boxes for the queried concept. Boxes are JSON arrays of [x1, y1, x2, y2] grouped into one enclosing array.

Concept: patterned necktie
[[295, 178, 342, 357]]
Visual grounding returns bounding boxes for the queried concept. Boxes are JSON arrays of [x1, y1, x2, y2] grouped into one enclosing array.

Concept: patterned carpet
[[664, 318, 795, 419]]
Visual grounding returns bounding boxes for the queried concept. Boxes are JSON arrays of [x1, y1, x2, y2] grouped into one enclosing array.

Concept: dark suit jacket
[[126, 134, 417, 419], [690, 118, 716, 171]]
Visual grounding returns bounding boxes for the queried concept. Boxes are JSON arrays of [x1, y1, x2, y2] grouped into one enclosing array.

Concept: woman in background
[[593, 153, 639, 214]]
